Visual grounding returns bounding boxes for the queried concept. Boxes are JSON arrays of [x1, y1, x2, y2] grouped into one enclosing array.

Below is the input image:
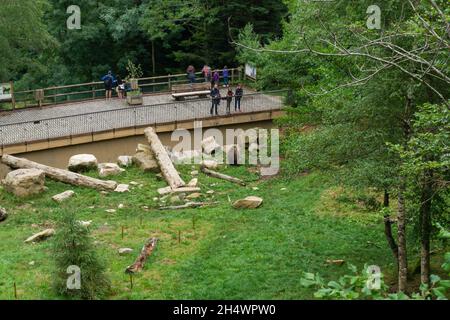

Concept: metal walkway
[[0, 90, 286, 146]]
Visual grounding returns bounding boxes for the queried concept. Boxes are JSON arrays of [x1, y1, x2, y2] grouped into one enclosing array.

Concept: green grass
[[0, 165, 395, 300]]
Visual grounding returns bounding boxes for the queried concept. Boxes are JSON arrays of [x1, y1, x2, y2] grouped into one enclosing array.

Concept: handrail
[[0, 90, 286, 128]]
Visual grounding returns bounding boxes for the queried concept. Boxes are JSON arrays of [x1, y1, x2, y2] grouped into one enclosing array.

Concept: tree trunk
[[126, 238, 158, 274], [384, 189, 390, 207], [384, 215, 399, 262], [200, 166, 246, 186], [144, 127, 185, 189], [0, 154, 117, 191], [397, 177, 408, 292], [420, 170, 433, 286]]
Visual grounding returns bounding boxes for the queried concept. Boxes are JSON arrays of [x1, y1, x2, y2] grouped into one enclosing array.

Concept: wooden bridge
[[0, 88, 286, 155]]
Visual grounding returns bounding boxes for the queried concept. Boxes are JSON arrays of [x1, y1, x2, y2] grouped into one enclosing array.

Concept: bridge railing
[[0, 90, 287, 147], [6, 67, 245, 110]]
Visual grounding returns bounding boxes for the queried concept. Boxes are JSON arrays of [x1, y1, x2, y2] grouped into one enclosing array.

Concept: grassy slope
[[0, 165, 394, 300]]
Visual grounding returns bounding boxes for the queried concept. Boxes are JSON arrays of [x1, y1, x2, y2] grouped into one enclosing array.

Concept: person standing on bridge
[[225, 88, 233, 115], [187, 65, 196, 84], [210, 84, 221, 116], [223, 66, 229, 87], [101, 71, 116, 100], [202, 65, 212, 84], [235, 84, 243, 112]]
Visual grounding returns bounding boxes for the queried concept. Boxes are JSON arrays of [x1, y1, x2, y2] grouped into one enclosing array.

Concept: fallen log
[[201, 166, 246, 186], [157, 186, 201, 196], [25, 229, 55, 243], [0, 207, 8, 222], [159, 202, 219, 210], [144, 128, 185, 190], [125, 237, 158, 274], [1, 154, 117, 191]]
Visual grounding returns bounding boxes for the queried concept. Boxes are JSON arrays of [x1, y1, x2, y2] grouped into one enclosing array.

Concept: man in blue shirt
[[101, 71, 116, 100]]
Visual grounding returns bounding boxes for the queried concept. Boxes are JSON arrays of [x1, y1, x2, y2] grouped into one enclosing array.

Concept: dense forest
[[0, 0, 287, 89], [0, 0, 448, 300]]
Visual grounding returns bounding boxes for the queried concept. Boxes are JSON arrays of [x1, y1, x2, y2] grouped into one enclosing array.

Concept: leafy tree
[[0, 0, 54, 82]]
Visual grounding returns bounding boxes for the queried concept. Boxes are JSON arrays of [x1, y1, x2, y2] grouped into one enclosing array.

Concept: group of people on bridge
[[101, 65, 245, 116]]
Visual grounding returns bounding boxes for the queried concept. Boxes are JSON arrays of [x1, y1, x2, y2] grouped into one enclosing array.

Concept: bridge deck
[[0, 89, 285, 147]]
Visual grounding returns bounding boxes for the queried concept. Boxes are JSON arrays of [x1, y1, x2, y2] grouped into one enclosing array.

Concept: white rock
[[153, 197, 159, 201], [3, 169, 46, 198], [202, 136, 222, 155], [201, 160, 219, 170], [191, 170, 199, 176], [78, 220, 92, 227], [187, 178, 198, 188], [98, 163, 125, 178], [105, 209, 116, 214], [233, 196, 263, 209], [118, 248, 133, 255], [114, 184, 130, 193], [29, 261, 35, 266], [68, 154, 98, 172], [52, 190, 75, 203], [252, 187, 259, 191], [117, 156, 133, 167], [171, 150, 203, 165], [206, 190, 215, 195], [129, 181, 139, 186], [118, 204, 124, 209]]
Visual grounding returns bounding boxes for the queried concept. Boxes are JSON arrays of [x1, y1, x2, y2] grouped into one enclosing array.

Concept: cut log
[[201, 166, 246, 186], [125, 237, 158, 274], [1, 154, 117, 191], [157, 186, 201, 196], [144, 127, 185, 189], [159, 202, 219, 210]]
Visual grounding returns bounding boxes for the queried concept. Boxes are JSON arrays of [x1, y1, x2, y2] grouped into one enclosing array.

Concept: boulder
[[132, 152, 160, 173], [25, 229, 55, 243], [202, 136, 222, 155], [3, 169, 46, 198], [136, 144, 154, 156], [191, 170, 199, 176], [68, 154, 98, 172], [117, 156, 133, 167], [52, 190, 75, 203], [187, 178, 198, 188], [232, 196, 263, 209], [200, 160, 219, 170], [170, 150, 203, 165], [114, 184, 130, 193], [223, 144, 242, 165], [0, 207, 8, 222], [98, 163, 125, 177]]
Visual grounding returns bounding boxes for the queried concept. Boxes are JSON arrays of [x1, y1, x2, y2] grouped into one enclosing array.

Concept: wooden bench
[[171, 83, 210, 101]]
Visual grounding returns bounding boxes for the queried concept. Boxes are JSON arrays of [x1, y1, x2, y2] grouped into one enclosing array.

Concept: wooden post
[[92, 85, 96, 100], [231, 69, 235, 85], [10, 81, 16, 110], [168, 74, 171, 91]]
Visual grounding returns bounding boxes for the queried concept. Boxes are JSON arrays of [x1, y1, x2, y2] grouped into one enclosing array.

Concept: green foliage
[[126, 60, 143, 80], [0, 0, 55, 82], [301, 263, 449, 300], [52, 211, 110, 300]]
